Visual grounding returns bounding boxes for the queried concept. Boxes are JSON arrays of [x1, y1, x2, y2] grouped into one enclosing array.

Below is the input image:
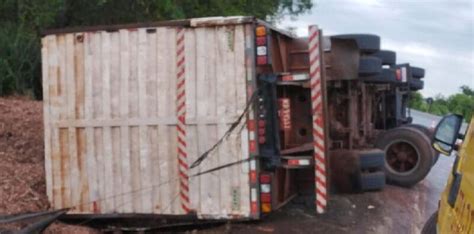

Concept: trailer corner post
[[308, 25, 328, 214], [245, 23, 261, 219]]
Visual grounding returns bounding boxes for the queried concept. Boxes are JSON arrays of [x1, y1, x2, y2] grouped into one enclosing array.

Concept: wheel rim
[[385, 140, 420, 175]]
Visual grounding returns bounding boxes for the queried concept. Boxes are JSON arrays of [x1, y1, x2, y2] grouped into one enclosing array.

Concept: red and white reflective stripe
[[288, 159, 311, 166], [176, 28, 190, 213], [308, 25, 327, 214]]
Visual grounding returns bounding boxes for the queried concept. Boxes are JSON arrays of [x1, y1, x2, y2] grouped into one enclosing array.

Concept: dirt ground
[[0, 97, 447, 233], [0, 97, 95, 233]]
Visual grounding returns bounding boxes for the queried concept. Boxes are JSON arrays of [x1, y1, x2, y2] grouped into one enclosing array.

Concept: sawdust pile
[[0, 97, 96, 233]]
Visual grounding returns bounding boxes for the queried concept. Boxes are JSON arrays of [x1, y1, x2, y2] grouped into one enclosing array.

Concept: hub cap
[[386, 141, 420, 175]]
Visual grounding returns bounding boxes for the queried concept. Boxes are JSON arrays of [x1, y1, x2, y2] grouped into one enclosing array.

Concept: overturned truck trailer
[[41, 16, 433, 224]]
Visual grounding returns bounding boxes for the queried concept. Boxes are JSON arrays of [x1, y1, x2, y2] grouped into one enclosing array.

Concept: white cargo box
[[41, 17, 260, 219]]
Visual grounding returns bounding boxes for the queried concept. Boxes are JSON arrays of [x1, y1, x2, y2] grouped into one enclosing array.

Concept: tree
[[447, 93, 474, 120], [460, 85, 474, 96], [409, 86, 474, 121], [409, 91, 428, 112]]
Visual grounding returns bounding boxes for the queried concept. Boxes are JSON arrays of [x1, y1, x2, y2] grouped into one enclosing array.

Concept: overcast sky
[[280, 0, 474, 97]]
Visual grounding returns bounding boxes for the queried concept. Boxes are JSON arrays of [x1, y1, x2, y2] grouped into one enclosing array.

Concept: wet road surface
[[208, 110, 456, 234]]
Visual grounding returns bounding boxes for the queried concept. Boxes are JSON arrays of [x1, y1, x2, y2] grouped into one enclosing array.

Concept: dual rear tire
[[357, 150, 386, 191], [376, 127, 433, 187]]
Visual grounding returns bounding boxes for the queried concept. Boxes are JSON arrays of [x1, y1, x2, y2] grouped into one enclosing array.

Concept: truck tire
[[359, 56, 382, 76], [331, 34, 380, 53], [371, 50, 396, 65], [402, 124, 440, 165], [359, 171, 386, 191], [359, 149, 385, 170], [375, 127, 433, 187], [421, 211, 438, 234], [362, 69, 396, 83], [410, 79, 424, 90], [411, 66, 425, 78]]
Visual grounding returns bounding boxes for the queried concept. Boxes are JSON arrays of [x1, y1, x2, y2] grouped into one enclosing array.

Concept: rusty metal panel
[[325, 38, 360, 80], [41, 21, 253, 219]]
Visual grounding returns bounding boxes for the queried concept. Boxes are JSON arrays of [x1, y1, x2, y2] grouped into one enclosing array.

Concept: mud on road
[[212, 155, 453, 234]]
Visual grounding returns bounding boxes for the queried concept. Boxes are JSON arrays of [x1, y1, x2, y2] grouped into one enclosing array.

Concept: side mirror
[[432, 114, 463, 156]]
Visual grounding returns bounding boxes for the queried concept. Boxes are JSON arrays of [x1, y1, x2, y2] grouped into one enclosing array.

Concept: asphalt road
[[210, 110, 459, 234]]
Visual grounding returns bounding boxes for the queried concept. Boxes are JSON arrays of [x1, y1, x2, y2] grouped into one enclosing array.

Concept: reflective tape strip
[[257, 46, 267, 56], [251, 188, 258, 202], [250, 159, 257, 170], [289, 159, 311, 166], [308, 25, 327, 214], [176, 27, 190, 213], [401, 67, 407, 82], [246, 25, 259, 217], [260, 184, 271, 193]]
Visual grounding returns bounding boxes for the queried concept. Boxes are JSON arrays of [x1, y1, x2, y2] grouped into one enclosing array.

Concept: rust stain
[[77, 128, 90, 212], [75, 35, 85, 119], [59, 128, 70, 208]]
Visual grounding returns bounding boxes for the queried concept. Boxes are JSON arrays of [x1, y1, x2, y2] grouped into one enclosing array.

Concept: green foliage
[[409, 91, 428, 112], [0, 0, 313, 99], [0, 23, 41, 96], [410, 86, 474, 121], [447, 93, 474, 120], [460, 85, 474, 96]]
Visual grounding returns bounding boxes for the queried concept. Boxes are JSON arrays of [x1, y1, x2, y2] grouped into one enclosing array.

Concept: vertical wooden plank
[[75, 34, 86, 120], [226, 25, 241, 216], [93, 128, 104, 210], [41, 36, 53, 204], [196, 27, 220, 215], [146, 30, 158, 118], [84, 32, 98, 213], [66, 33, 80, 210], [130, 126, 141, 211], [235, 26, 247, 122], [148, 126, 159, 213], [56, 35, 71, 208], [76, 128, 88, 212], [101, 31, 114, 212], [195, 27, 208, 214], [165, 29, 179, 214], [110, 127, 121, 210], [137, 28, 152, 213], [128, 30, 142, 212], [146, 29, 159, 213], [156, 27, 171, 214], [119, 29, 133, 213], [110, 31, 123, 212], [110, 32, 121, 119], [208, 27, 220, 216], [216, 26, 233, 215], [74, 32, 89, 212], [47, 35, 62, 209], [49, 35, 62, 209], [59, 128, 70, 208], [92, 32, 105, 212]]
